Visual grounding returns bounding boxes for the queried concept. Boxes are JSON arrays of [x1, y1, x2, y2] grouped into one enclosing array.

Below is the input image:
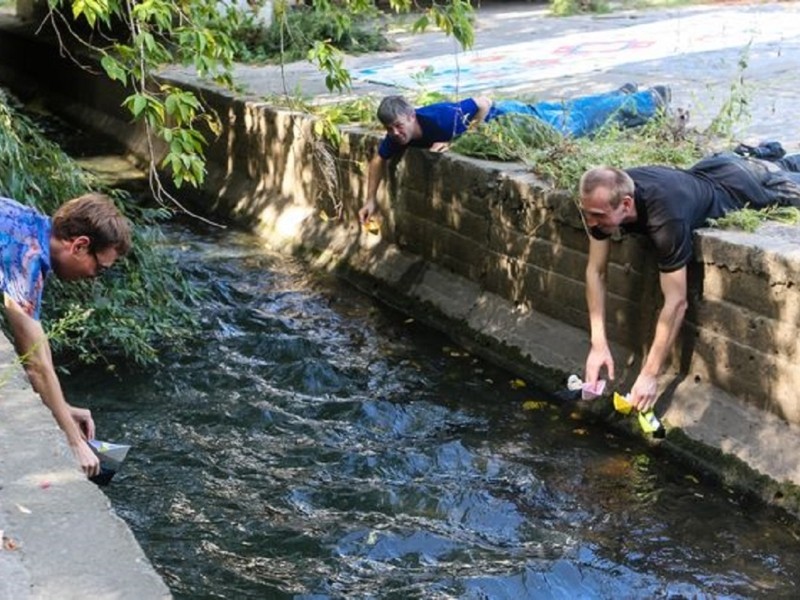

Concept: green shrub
[[550, 0, 610, 17], [233, 4, 392, 64], [0, 90, 198, 368], [707, 205, 800, 232], [452, 110, 703, 191]]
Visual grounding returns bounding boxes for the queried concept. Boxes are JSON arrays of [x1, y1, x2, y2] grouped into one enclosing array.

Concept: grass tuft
[[707, 206, 800, 232]]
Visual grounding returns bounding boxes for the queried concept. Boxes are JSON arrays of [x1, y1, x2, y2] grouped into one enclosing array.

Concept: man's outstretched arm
[[584, 236, 615, 384], [429, 96, 493, 153], [4, 294, 100, 476], [630, 267, 688, 411], [471, 96, 492, 128], [358, 153, 387, 224]]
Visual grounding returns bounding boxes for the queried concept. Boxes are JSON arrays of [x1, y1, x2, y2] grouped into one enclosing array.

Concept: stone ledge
[[0, 334, 171, 600]]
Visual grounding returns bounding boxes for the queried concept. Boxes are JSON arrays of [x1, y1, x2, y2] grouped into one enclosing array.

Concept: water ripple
[[64, 226, 800, 599]]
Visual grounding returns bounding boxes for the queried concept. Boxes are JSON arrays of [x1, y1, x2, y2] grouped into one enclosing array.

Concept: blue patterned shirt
[[0, 197, 52, 320]]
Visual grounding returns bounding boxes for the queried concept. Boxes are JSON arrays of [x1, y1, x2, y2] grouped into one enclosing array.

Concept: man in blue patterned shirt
[[1, 193, 131, 476]]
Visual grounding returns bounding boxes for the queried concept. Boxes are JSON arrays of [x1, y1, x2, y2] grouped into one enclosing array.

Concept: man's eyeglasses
[[90, 251, 113, 277]]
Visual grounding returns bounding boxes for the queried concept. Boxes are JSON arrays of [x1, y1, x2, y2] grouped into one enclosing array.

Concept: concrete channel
[[3, 1, 800, 595]]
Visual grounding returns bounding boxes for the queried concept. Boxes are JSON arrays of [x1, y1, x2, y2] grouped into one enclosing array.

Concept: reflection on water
[[65, 225, 800, 599]]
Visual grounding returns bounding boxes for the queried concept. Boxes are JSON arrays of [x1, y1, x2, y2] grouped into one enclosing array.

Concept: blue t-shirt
[[377, 98, 481, 159], [0, 197, 52, 320]]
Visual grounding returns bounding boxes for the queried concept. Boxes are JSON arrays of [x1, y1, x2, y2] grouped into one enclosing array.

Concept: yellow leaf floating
[[573, 428, 589, 436], [522, 400, 548, 411], [509, 378, 526, 390], [319, 210, 330, 222]]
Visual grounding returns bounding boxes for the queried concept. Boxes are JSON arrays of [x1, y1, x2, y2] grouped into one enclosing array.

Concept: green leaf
[[164, 94, 178, 116], [412, 15, 429, 34], [127, 94, 148, 118], [100, 54, 127, 85]]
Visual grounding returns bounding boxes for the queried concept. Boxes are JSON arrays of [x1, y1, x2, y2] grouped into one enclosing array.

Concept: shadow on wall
[[176, 91, 668, 396]]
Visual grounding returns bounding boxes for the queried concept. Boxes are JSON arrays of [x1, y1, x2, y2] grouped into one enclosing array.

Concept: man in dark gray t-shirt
[[578, 152, 800, 412]]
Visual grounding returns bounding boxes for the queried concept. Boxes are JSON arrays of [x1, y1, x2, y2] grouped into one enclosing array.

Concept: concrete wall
[[0, 19, 172, 597], [3, 19, 800, 514]]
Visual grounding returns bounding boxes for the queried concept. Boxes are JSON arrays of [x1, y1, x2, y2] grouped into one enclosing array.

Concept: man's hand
[[71, 440, 100, 477], [630, 372, 659, 411], [358, 199, 377, 224], [430, 142, 451, 153], [629, 267, 687, 413], [69, 405, 96, 441], [585, 343, 615, 385]]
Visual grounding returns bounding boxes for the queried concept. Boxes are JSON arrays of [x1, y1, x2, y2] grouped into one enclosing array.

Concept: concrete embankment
[[3, 0, 800, 543], [0, 336, 171, 598]]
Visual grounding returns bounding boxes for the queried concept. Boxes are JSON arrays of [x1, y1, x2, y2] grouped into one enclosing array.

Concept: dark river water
[[64, 224, 800, 599]]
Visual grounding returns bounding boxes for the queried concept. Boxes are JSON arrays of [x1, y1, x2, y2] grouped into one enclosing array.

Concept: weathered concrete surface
[[0, 336, 171, 599]]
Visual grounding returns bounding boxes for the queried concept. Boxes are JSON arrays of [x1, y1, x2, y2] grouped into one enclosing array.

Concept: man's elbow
[[676, 296, 689, 319], [470, 96, 492, 121], [19, 349, 48, 385], [22, 364, 46, 396]]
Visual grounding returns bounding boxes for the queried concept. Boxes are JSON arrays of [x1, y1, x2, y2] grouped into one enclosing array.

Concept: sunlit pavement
[[177, 1, 800, 149]]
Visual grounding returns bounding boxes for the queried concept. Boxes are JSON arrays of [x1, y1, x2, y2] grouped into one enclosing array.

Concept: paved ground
[[167, 0, 800, 151]]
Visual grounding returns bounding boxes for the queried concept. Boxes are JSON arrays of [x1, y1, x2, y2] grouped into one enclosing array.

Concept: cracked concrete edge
[[697, 223, 800, 278], [0, 334, 171, 600]]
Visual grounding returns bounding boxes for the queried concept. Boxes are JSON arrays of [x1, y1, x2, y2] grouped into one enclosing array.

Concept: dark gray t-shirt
[[590, 165, 739, 272]]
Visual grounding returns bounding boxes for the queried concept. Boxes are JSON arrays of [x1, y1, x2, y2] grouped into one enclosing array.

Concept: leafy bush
[[0, 90, 198, 368], [707, 205, 800, 232], [550, 0, 610, 17]]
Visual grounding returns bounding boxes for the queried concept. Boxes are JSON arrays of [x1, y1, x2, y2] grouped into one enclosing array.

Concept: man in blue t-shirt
[[579, 153, 800, 412], [1, 193, 131, 476], [358, 86, 669, 224]]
